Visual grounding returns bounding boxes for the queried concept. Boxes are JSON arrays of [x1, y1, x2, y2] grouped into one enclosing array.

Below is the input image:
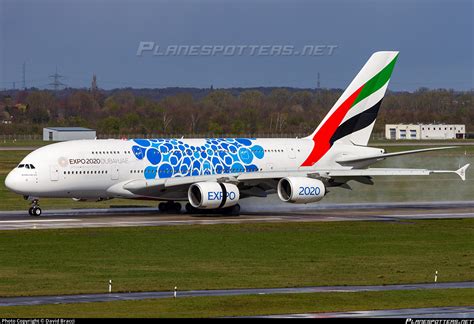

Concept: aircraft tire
[[158, 202, 168, 212], [32, 207, 42, 216]]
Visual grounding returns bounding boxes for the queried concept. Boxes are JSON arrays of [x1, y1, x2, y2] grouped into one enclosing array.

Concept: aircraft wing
[[238, 164, 469, 182], [312, 164, 469, 181], [336, 146, 457, 166], [109, 164, 469, 198]]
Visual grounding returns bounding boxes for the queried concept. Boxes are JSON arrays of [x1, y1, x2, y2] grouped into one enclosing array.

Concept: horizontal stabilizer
[[456, 164, 470, 181], [433, 163, 470, 181]]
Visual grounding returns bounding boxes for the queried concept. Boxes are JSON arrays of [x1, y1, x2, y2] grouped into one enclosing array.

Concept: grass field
[[0, 139, 47, 147], [1, 288, 473, 318], [0, 220, 472, 297]]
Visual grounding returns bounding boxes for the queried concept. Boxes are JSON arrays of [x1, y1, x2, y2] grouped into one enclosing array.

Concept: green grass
[[0, 220, 472, 297], [0, 139, 47, 147], [1, 289, 473, 318]]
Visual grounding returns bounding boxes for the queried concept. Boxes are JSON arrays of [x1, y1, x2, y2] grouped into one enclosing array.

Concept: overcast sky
[[1, 0, 472, 91]]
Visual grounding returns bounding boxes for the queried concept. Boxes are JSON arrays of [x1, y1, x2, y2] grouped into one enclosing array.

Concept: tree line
[[0, 87, 472, 136]]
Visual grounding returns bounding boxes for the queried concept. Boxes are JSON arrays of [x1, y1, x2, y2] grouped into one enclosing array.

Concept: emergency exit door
[[50, 165, 59, 181], [111, 164, 119, 180]]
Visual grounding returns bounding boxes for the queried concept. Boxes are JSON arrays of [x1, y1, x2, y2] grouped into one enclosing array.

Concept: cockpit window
[[18, 164, 35, 169]]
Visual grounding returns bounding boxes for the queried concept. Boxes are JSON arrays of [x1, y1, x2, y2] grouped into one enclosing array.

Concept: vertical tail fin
[[302, 51, 398, 166]]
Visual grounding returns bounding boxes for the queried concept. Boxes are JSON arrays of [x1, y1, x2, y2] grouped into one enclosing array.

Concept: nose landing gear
[[28, 199, 42, 216]]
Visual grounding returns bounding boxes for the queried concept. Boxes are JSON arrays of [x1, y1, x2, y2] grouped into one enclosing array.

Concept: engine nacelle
[[277, 177, 326, 204], [188, 182, 240, 209]]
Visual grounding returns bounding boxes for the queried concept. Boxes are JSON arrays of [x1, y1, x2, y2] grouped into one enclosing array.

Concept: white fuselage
[[5, 137, 382, 200], [5, 138, 380, 200]]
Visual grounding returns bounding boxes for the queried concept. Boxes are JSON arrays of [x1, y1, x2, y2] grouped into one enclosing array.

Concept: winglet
[[456, 164, 470, 181]]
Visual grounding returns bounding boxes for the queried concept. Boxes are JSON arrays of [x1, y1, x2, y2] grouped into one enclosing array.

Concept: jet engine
[[277, 177, 326, 204], [188, 182, 240, 209]]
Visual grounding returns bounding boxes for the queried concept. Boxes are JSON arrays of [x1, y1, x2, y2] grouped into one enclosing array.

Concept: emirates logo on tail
[[301, 51, 399, 166]]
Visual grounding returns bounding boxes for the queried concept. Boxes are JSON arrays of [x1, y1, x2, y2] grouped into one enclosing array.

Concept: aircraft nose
[[5, 170, 19, 192]]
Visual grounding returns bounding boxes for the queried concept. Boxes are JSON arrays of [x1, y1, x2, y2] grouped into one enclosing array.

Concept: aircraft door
[[287, 146, 296, 159], [50, 165, 59, 181], [111, 164, 119, 180]]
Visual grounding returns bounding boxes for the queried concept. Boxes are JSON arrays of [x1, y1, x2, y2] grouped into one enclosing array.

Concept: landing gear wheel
[[28, 199, 41, 217], [231, 204, 240, 216], [28, 206, 41, 216], [172, 202, 182, 213], [31, 206, 41, 216], [158, 202, 168, 212], [223, 204, 240, 216], [185, 203, 198, 214]]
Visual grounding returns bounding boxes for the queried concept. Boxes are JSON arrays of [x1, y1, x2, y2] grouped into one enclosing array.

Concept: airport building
[[385, 124, 466, 140], [43, 127, 96, 141]]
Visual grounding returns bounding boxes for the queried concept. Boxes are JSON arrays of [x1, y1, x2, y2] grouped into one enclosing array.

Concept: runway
[[0, 201, 473, 230], [0, 281, 472, 307]]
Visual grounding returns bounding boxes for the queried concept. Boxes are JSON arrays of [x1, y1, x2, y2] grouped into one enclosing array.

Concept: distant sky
[[1, 0, 473, 91]]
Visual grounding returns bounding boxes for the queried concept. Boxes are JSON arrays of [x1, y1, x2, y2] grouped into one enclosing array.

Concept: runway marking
[[64, 217, 284, 227], [0, 217, 286, 230], [0, 219, 80, 223]]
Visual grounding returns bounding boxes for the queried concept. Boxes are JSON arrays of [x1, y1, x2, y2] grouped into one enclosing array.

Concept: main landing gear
[[158, 201, 182, 213], [157, 201, 241, 216], [28, 199, 42, 216], [185, 203, 241, 216]]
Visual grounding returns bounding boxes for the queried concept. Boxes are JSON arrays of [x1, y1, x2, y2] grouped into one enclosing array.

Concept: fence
[[0, 132, 388, 142], [0, 134, 42, 141]]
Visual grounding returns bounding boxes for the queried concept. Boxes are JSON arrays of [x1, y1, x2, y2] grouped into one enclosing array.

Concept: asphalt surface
[[253, 306, 474, 318], [0, 282, 472, 307], [0, 201, 473, 230]]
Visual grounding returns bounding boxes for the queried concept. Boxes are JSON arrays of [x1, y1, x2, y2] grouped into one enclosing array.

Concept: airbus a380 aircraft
[[5, 51, 469, 216]]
